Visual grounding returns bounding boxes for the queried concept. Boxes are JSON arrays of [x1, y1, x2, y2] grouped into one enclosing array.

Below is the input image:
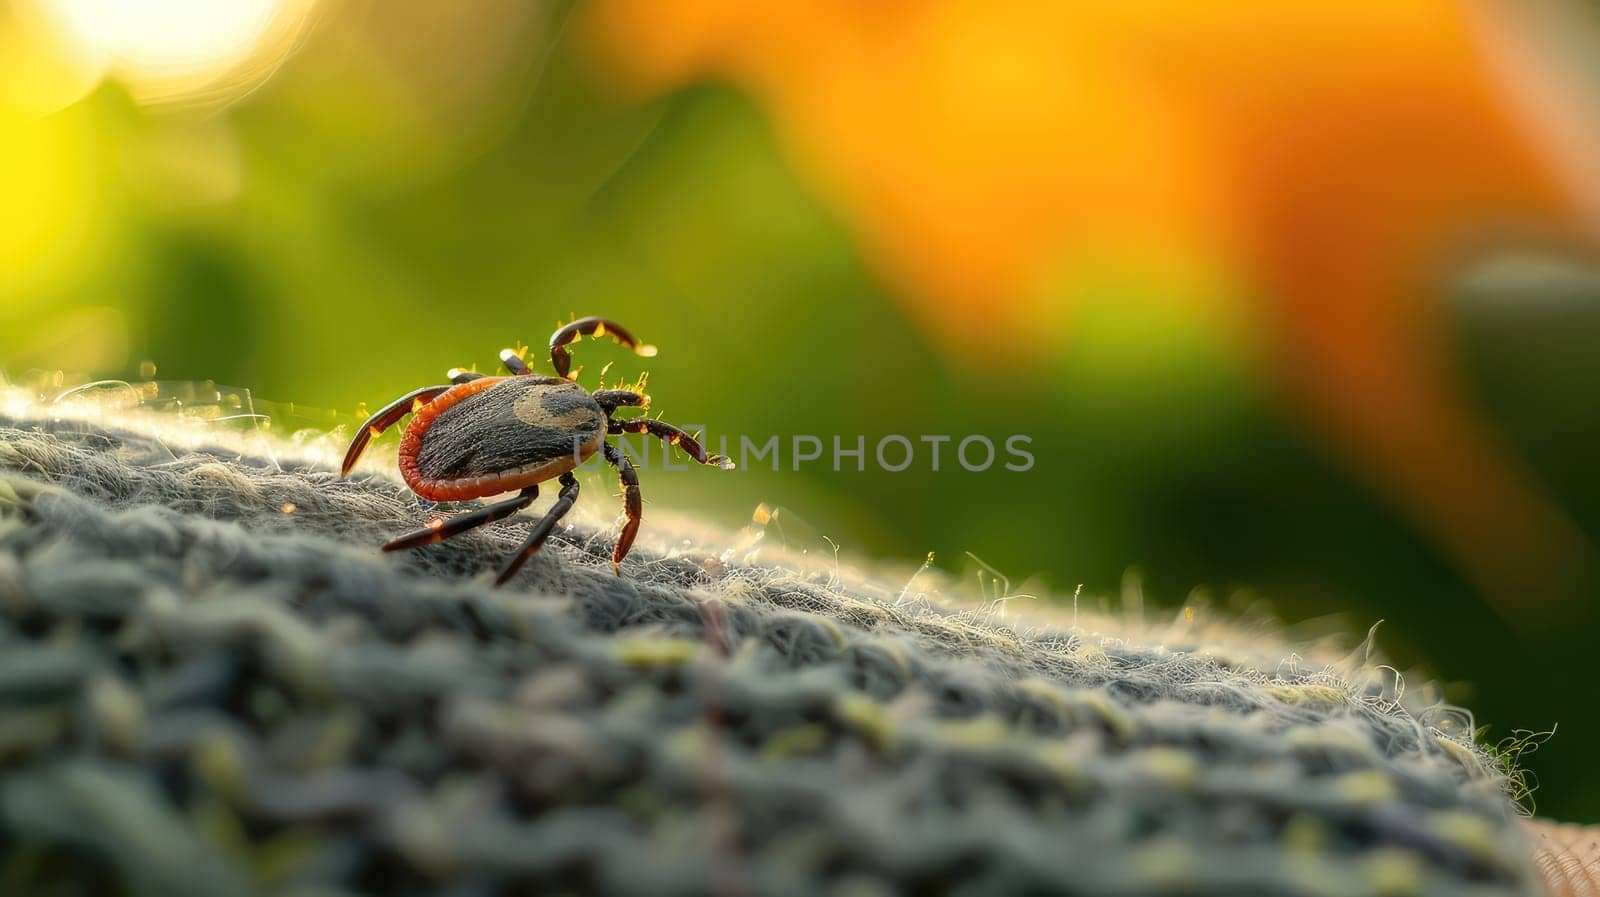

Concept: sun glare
[[29, 0, 316, 104]]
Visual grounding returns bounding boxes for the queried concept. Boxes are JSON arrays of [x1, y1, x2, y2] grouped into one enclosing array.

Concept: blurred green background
[[4, 0, 1600, 820]]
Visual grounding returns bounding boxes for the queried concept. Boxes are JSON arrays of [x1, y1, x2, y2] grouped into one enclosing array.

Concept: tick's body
[[341, 316, 731, 584], [399, 375, 604, 502]]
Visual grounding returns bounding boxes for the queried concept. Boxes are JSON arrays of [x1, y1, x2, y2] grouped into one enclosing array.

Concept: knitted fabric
[[0, 397, 1542, 896]]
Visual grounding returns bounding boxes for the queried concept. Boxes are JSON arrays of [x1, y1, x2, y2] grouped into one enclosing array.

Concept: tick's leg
[[383, 486, 539, 552], [603, 442, 643, 574], [594, 389, 647, 415], [497, 348, 531, 376], [494, 474, 580, 585], [548, 316, 657, 379], [447, 367, 488, 384], [608, 418, 734, 469], [342, 385, 450, 476]]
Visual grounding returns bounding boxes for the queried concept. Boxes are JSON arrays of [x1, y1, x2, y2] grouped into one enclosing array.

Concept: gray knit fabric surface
[[0, 399, 1542, 897]]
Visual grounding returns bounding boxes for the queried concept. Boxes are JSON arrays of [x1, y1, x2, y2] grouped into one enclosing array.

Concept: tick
[[341, 316, 734, 584]]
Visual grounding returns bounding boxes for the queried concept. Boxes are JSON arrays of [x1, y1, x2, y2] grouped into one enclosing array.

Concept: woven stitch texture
[[0, 407, 1542, 896]]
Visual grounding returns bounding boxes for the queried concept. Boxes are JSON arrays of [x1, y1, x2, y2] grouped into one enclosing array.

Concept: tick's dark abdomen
[[399, 376, 604, 500]]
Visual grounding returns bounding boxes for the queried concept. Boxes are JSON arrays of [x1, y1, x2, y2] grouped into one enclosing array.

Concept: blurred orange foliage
[[588, 0, 1600, 618]]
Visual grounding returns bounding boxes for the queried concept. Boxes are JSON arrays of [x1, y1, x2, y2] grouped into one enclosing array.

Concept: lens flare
[[27, 0, 318, 105]]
